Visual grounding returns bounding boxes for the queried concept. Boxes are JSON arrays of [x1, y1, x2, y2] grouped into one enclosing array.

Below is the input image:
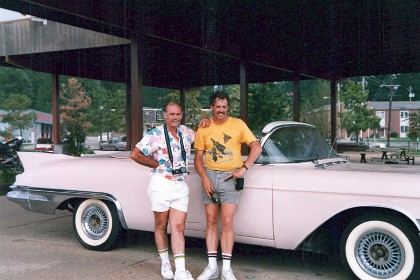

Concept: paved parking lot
[[0, 196, 352, 280]]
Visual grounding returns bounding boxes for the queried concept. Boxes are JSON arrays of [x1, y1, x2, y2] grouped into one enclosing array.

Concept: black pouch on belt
[[235, 178, 244, 191]]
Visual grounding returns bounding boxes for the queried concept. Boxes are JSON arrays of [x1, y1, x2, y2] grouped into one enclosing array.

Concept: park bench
[[389, 153, 415, 165]]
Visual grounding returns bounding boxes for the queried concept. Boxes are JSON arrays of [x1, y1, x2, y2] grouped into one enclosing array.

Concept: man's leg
[[197, 204, 220, 280], [154, 210, 170, 250], [205, 204, 220, 252], [154, 211, 174, 279], [169, 208, 187, 270], [220, 204, 237, 280]]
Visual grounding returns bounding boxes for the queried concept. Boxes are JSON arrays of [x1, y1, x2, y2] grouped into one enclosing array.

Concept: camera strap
[[163, 124, 186, 168]]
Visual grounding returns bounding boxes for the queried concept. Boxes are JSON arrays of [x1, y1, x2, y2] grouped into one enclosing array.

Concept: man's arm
[[243, 141, 262, 169], [194, 149, 213, 198], [225, 140, 262, 180], [130, 146, 159, 168]]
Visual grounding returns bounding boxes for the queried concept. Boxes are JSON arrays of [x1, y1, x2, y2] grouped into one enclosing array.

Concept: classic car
[[100, 135, 127, 151], [7, 121, 420, 280]]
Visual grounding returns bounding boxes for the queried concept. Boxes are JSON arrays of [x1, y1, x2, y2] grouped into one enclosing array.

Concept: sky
[[0, 8, 31, 22]]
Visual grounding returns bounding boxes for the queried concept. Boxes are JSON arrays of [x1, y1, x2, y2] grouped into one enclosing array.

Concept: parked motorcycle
[[0, 137, 24, 174]]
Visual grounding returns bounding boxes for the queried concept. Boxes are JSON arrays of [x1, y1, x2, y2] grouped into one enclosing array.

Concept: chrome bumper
[[7, 185, 128, 229]]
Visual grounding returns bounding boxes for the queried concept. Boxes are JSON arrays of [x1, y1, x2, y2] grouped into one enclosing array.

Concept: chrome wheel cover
[[355, 229, 404, 278], [81, 204, 109, 240]]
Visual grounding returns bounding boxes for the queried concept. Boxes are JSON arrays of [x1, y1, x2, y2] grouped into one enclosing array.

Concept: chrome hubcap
[[355, 229, 404, 278], [82, 204, 109, 240]]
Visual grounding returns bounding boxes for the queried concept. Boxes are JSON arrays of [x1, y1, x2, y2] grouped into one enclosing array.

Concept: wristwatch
[[242, 164, 248, 171]]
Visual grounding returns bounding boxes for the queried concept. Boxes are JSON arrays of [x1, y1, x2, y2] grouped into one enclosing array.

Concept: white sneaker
[[222, 269, 237, 280], [161, 262, 174, 280], [197, 265, 219, 280], [174, 270, 194, 280]]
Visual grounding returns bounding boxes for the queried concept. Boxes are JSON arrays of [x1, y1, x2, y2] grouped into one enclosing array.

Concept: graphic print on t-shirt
[[209, 132, 233, 162]]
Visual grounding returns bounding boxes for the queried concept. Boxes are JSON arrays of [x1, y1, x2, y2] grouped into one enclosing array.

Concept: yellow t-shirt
[[194, 117, 257, 171]]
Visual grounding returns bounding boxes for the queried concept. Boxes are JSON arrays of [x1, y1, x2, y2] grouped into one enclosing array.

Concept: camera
[[211, 191, 220, 204], [172, 167, 187, 175]]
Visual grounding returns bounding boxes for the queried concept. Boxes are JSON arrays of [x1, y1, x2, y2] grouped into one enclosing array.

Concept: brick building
[[366, 101, 420, 139]]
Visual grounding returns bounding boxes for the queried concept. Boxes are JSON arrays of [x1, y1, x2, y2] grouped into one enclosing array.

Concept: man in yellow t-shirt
[[194, 92, 262, 280]]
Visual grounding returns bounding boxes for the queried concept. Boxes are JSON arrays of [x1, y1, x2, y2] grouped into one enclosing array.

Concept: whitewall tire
[[341, 214, 420, 280], [73, 199, 121, 251]]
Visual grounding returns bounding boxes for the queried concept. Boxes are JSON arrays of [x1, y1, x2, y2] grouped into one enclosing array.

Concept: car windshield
[[255, 125, 339, 164]]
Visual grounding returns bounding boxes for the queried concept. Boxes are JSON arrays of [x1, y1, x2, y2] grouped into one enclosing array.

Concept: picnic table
[[345, 148, 400, 163]]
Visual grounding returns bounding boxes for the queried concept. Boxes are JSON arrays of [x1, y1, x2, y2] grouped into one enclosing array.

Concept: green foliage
[[60, 78, 91, 156], [0, 67, 52, 112], [87, 88, 126, 134], [301, 80, 333, 140], [366, 74, 420, 101], [0, 130, 12, 140], [338, 80, 380, 142], [248, 82, 293, 133], [0, 169, 18, 187], [2, 94, 37, 136], [408, 111, 420, 141]]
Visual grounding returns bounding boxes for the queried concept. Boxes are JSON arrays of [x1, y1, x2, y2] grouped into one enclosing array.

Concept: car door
[[185, 161, 274, 240], [233, 164, 274, 240]]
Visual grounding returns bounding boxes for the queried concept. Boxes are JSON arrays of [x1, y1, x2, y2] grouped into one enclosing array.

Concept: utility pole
[[381, 84, 400, 147], [409, 86, 415, 101]]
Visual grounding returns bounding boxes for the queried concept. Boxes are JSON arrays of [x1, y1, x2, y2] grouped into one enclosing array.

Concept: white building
[[0, 109, 53, 143]]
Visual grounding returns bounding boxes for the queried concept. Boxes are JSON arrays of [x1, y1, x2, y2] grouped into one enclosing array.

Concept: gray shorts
[[202, 168, 240, 205]]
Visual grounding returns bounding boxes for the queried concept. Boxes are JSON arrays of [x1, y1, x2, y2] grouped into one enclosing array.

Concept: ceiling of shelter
[[0, 0, 419, 88]]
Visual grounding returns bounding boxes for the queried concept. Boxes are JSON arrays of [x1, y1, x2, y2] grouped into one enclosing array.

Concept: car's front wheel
[[341, 214, 420, 280], [73, 199, 121, 251]]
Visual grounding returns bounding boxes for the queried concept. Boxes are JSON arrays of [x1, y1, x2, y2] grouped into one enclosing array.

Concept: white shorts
[[147, 175, 189, 213]]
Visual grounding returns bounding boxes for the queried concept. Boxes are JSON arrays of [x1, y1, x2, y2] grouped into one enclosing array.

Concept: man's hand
[[202, 176, 215, 198], [224, 168, 246, 181], [198, 117, 211, 128]]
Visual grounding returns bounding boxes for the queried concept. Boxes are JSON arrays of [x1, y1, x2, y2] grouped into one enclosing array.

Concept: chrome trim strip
[[7, 185, 128, 229]]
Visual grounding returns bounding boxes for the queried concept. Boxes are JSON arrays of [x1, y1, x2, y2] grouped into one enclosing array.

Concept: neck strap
[[163, 124, 186, 167]]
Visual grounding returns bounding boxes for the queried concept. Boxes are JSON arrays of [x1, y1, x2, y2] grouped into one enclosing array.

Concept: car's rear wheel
[[340, 214, 420, 280], [73, 199, 121, 251]]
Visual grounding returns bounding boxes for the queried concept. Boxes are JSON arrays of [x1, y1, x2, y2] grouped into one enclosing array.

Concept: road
[[0, 195, 352, 280]]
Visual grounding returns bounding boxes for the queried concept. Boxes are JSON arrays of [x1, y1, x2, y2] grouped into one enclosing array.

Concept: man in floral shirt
[[131, 101, 199, 280]]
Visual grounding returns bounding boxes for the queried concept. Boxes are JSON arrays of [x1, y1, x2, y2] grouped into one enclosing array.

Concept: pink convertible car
[[7, 121, 420, 280]]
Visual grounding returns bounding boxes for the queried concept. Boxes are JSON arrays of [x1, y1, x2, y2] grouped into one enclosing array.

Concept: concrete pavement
[[0, 196, 352, 280]]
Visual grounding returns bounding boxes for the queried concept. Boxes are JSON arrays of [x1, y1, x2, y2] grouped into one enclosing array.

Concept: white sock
[[174, 254, 185, 272], [222, 253, 232, 272], [158, 248, 170, 264], [207, 251, 218, 270]]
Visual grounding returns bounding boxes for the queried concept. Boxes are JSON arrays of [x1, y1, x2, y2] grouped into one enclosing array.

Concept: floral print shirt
[[136, 124, 195, 181]]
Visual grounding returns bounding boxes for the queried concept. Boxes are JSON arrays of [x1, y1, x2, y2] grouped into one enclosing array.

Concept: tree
[[408, 111, 420, 144], [2, 94, 37, 137], [248, 82, 293, 133], [339, 80, 380, 142], [88, 88, 126, 136], [60, 78, 91, 156], [301, 80, 333, 140]]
